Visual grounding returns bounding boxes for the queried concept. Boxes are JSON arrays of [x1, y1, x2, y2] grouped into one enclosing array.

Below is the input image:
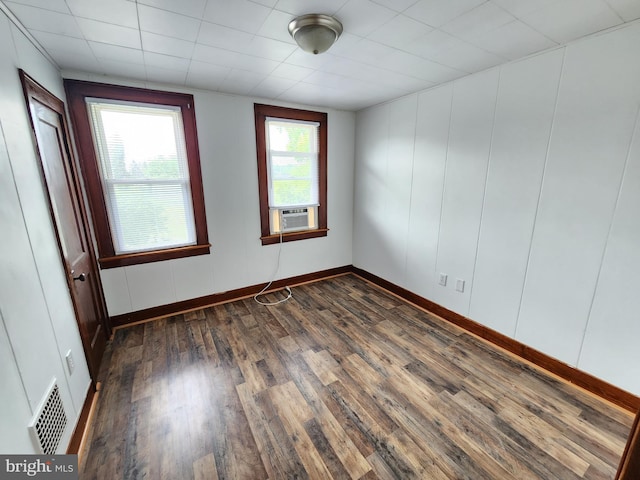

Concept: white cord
[[254, 231, 293, 306]]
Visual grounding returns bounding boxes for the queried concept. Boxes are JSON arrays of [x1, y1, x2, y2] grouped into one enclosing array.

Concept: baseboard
[[66, 382, 97, 455], [352, 266, 640, 413], [110, 265, 352, 328]]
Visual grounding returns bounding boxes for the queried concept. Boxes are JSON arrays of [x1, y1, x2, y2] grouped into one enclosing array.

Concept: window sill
[[260, 228, 328, 246], [98, 243, 211, 268]]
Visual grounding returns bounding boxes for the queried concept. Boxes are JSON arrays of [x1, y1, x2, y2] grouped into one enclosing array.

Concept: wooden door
[[20, 70, 109, 381]]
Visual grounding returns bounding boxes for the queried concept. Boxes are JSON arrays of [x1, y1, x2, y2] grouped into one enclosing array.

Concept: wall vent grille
[[29, 380, 67, 455]]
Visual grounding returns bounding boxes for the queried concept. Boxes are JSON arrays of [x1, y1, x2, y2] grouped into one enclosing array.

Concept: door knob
[[73, 272, 86, 282]]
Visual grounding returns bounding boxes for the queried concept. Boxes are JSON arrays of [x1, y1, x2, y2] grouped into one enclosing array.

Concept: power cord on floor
[[254, 231, 293, 306]]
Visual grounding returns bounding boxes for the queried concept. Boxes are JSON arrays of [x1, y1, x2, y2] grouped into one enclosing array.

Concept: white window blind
[[266, 117, 319, 209], [86, 99, 196, 254]]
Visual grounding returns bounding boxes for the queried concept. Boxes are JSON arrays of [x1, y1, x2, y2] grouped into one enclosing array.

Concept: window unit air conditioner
[[271, 206, 317, 234], [280, 207, 311, 232]]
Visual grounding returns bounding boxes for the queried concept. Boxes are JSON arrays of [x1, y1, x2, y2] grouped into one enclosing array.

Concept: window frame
[[64, 79, 210, 268], [254, 104, 328, 246]]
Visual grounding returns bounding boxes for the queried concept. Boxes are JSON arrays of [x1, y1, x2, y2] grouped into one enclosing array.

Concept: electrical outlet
[[65, 350, 75, 375], [456, 279, 465, 293], [438, 273, 447, 286]]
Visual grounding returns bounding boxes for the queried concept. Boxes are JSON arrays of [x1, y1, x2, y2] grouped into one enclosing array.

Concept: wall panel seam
[[513, 47, 567, 340], [467, 68, 501, 314], [402, 96, 420, 287], [434, 84, 455, 277], [576, 104, 640, 366]]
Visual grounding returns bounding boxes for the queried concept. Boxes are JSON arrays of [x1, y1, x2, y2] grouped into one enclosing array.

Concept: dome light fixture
[[288, 14, 343, 55]]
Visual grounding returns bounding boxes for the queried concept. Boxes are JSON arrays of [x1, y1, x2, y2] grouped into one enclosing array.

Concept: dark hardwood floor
[[80, 274, 633, 479]]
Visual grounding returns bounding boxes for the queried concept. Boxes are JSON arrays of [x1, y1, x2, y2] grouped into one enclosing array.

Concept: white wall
[[61, 72, 356, 316], [0, 8, 91, 453], [354, 21, 640, 396]]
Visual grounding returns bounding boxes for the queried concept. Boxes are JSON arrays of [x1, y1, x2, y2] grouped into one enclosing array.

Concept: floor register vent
[[29, 379, 68, 455]]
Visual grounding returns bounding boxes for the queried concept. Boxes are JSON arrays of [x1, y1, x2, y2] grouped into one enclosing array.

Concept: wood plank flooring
[[80, 274, 633, 479]]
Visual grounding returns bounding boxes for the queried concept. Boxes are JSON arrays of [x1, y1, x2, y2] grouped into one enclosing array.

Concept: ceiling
[[3, 0, 639, 111]]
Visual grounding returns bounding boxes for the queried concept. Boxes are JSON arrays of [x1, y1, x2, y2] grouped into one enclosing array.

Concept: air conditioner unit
[[270, 206, 317, 234], [280, 207, 312, 232]]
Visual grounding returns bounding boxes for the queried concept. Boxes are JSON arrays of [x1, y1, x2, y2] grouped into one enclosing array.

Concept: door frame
[[616, 408, 640, 479], [19, 69, 111, 381]]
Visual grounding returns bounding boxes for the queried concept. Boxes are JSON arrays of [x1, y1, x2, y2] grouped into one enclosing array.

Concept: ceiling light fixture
[[288, 14, 343, 55]]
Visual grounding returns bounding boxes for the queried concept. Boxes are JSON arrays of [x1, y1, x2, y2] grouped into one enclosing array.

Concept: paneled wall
[[354, 22, 640, 395], [61, 72, 356, 316], [0, 8, 91, 452]]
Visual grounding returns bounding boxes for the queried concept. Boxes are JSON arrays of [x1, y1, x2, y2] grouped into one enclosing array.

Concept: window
[[254, 104, 327, 245], [65, 80, 209, 268]]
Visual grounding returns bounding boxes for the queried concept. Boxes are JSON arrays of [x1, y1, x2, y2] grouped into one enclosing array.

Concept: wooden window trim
[[254, 103, 328, 246], [64, 79, 210, 268]]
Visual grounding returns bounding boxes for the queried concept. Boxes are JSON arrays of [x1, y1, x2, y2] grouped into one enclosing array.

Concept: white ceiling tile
[[330, 36, 397, 64], [281, 85, 359, 109], [217, 68, 267, 95], [252, 0, 278, 7], [441, 2, 515, 41], [281, 49, 337, 69], [30, 30, 91, 55], [192, 43, 279, 74], [89, 41, 144, 63], [257, 9, 297, 44], [404, 0, 486, 27], [242, 37, 298, 61], [308, 74, 401, 104], [145, 65, 188, 85], [250, 76, 298, 98], [98, 58, 148, 80], [339, 83, 408, 106], [47, 48, 100, 70], [402, 29, 465, 59], [382, 50, 465, 83], [66, 0, 138, 28], [367, 14, 433, 49], [315, 32, 363, 57], [136, 0, 207, 18], [304, 70, 351, 88], [138, 5, 201, 42], [370, 0, 421, 12], [521, 0, 623, 43], [141, 31, 195, 57], [203, 0, 272, 33], [603, 0, 640, 21], [303, 75, 402, 108], [278, 82, 342, 108], [285, 78, 403, 110], [144, 51, 191, 70], [270, 63, 314, 81], [3, 0, 69, 14], [198, 22, 254, 50], [186, 60, 230, 90], [198, 27, 296, 61], [433, 41, 506, 72], [77, 18, 141, 48], [64, 69, 148, 87], [5, 3, 82, 37], [325, 58, 432, 92], [336, 0, 398, 37], [490, 0, 562, 17], [274, 0, 349, 16], [474, 20, 557, 59]]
